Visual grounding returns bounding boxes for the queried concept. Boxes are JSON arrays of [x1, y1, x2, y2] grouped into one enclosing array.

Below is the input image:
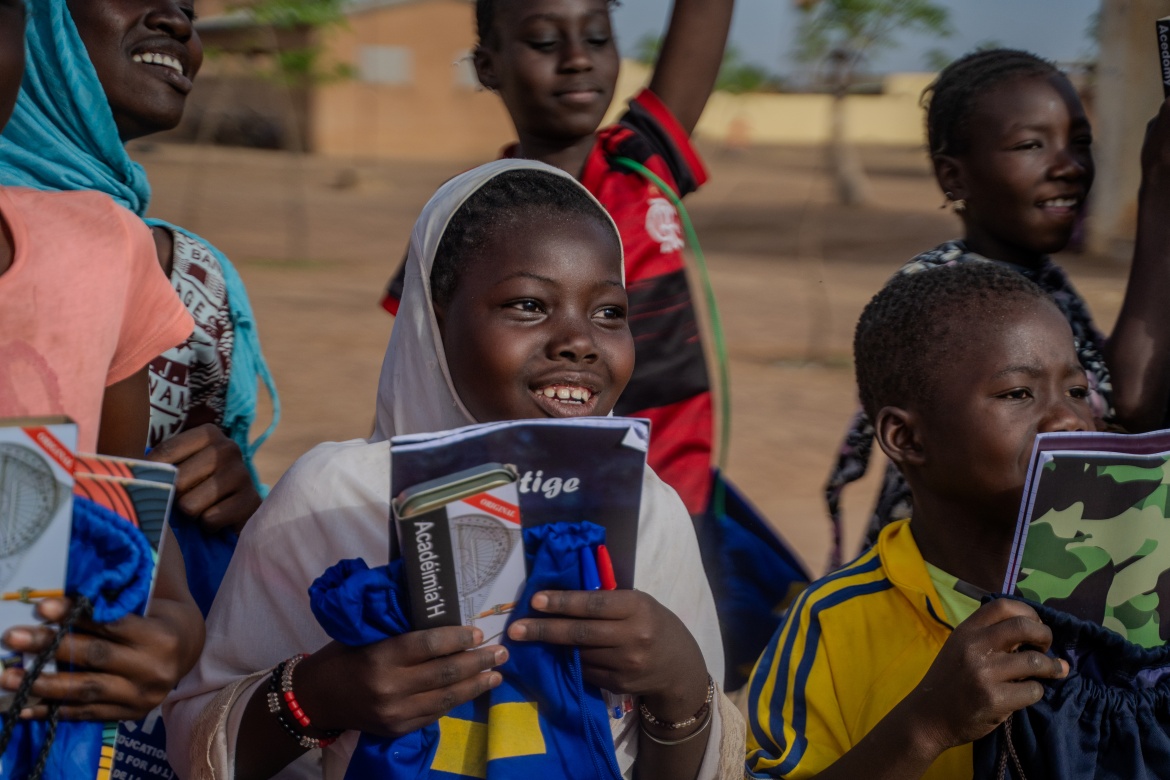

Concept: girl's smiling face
[[67, 0, 202, 141], [436, 210, 633, 423], [935, 73, 1094, 268], [475, 0, 619, 146]]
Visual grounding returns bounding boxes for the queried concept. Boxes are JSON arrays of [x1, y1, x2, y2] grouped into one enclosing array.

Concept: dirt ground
[[133, 140, 1130, 577]]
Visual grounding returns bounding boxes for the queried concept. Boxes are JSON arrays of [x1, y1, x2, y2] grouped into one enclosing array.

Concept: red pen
[[596, 544, 617, 590]]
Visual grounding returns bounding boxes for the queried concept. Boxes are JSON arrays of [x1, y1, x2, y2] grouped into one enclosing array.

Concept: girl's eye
[[1069, 386, 1090, 400], [528, 40, 558, 52], [508, 299, 544, 313], [1075, 135, 1093, 146], [1011, 140, 1041, 151], [1001, 388, 1032, 400], [595, 305, 625, 320], [180, 3, 197, 20], [586, 35, 611, 47]]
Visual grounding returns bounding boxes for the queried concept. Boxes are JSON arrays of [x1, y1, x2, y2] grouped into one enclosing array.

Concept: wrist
[[290, 652, 345, 736], [640, 672, 713, 730], [890, 693, 952, 763]]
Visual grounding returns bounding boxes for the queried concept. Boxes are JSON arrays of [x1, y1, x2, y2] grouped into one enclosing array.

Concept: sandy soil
[[134, 140, 1130, 577]]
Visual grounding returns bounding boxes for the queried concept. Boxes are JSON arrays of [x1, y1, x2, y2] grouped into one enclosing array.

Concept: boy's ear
[[874, 406, 926, 469], [473, 45, 499, 92], [932, 154, 966, 202]]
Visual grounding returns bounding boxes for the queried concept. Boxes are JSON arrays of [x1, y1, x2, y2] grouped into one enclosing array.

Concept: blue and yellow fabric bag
[[310, 521, 623, 780], [0, 497, 154, 780]]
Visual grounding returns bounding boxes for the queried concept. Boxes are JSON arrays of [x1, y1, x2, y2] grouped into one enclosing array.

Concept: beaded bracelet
[[267, 655, 342, 750], [638, 675, 715, 731], [639, 701, 714, 746]]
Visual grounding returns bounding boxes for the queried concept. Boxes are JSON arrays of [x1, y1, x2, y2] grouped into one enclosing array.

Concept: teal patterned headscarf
[[0, 0, 279, 485]]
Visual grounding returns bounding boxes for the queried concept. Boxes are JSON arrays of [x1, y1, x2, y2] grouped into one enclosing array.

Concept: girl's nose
[[146, 2, 194, 41], [560, 38, 593, 73], [1040, 398, 1091, 434], [550, 318, 597, 362], [1049, 146, 1089, 181]]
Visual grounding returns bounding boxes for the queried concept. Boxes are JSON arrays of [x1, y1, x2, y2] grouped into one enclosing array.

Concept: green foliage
[[232, 0, 353, 86], [922, 39, 1003, 72], [232, 0, 347, 28], [271, 45, 355, 85], [634, 33, 660, 67], [795, 0, 952, 77], [716, 46, 771, 94], [633, 34, 775, 93]]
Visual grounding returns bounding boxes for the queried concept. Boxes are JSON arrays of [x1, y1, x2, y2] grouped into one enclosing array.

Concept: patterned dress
[[147, 230, 234, 448], [823, 240, 1114, 566]]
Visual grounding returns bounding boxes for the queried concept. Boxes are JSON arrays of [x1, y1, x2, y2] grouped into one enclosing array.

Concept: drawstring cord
[[611, 155, 731, 516], [0, 596, 93, 780], [995, 713, 1028, 780]]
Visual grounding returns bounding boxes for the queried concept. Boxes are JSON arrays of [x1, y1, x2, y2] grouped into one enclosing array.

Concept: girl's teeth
[[133, 52, 182, 74], [537, 386, 592, 403]]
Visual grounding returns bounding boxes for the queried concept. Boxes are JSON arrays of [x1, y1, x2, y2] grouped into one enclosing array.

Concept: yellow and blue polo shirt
[[745, 519, 972, 779]]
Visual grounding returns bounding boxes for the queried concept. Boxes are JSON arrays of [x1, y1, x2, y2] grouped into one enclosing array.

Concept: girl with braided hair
[[824, 48, 1170, 563]]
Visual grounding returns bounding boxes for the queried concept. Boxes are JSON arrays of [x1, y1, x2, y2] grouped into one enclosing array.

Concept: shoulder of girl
[[255, 439, 391, 521]]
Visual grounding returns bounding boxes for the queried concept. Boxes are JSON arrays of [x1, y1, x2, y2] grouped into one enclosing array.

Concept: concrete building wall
[[311, 0, 516, 160], [610, 63, 933, 149]]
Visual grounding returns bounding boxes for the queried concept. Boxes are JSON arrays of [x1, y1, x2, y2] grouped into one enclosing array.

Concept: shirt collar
[[876, 519, 955, 633]]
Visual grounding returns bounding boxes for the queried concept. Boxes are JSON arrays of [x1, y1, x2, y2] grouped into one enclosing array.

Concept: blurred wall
[[612, 63, 933, 148], [312, 0, 516, 160]]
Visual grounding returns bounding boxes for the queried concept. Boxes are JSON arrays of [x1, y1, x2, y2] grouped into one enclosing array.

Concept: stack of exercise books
[[0, 417, 77, 702]]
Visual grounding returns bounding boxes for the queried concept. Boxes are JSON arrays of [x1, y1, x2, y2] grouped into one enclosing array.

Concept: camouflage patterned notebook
[[1004, 430, 1170, 647]]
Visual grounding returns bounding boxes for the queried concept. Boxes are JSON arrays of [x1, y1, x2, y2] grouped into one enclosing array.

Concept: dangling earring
[[943, 191, 967, 214]]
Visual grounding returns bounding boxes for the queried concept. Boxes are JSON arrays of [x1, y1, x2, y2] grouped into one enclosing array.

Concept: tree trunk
[[827, 81, 871, 206], [1089, 0, 1170, 260]]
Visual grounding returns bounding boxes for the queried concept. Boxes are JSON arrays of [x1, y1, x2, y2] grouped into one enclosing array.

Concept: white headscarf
[[165, 160, 729, 780], [372, 158, 623, 442]]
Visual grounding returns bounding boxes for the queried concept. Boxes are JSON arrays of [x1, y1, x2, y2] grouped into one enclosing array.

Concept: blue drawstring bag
[[310, 521, 623, 779], [0, 496, 154, 780], [167, 517, 237, 619], [698, 471, 810, 690], [973, 596, 1170, 779]]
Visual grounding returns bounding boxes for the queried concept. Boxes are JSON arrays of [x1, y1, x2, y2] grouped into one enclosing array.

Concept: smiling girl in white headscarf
[[164, 159, 743, 780]]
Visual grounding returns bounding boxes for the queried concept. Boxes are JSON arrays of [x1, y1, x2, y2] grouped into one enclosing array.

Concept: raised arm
[[1105, 97, 1170, 431], [646, 0, 736, 136]]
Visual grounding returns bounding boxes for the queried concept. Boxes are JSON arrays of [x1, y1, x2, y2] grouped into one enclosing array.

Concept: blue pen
[[580, 546, 601, 590]]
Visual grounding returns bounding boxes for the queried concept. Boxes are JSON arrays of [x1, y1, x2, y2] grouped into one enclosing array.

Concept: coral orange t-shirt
[[0, 187, 194, 453]]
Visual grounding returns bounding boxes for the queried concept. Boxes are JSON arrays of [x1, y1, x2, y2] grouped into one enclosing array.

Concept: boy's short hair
[[431, 168, 618, 309], [854, 262, 1053, 420], [922, 48, 1058, 157], [475, 0, 621, 46]]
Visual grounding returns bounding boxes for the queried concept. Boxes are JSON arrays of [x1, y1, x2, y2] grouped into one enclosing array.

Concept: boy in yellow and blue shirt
[[746, 263, 1093, 779]]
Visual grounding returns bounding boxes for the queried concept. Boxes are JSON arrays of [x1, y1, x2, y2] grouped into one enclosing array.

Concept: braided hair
[[854, 261, 1056, 421], [475, 0, 620, 47], [923, 48, 1060, 157], [431, 168, 619, 309]]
